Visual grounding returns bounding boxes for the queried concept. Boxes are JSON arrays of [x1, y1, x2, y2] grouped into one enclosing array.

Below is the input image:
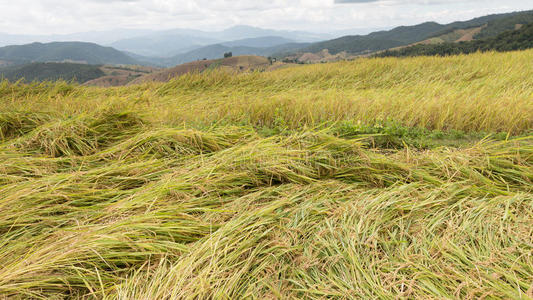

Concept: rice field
[[0, 50, 532, 299]]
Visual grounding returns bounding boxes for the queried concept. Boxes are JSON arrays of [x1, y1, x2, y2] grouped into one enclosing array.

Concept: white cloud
[[0, 0, 530, 35]]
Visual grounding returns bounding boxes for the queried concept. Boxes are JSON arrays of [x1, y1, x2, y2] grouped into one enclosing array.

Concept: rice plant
[[0, 50, 532, 299]]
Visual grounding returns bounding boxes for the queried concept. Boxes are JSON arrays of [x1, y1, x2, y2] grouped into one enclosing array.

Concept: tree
[[224, 52, 233, 58]]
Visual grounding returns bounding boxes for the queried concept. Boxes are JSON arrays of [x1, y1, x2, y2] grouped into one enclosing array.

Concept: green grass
[[0, 50, 532, 299]]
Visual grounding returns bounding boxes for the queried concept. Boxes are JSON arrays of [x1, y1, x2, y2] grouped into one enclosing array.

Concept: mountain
[[110, 25, 330, 57], [162, 42, 308, 66], [214, 25, 329, 42], [471, 10, 533, 39], [0, 29, 153, 48], [110, 34, 220, 57], [221, 36, 295, 48], [0, 62, 105, 83], [376, 22, 533, 57], [0, 42, 140, 65], [287, 10, 533, 56]]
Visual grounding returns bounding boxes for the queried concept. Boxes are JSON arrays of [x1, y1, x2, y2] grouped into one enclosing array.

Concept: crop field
[[0, 50, 532, 299]]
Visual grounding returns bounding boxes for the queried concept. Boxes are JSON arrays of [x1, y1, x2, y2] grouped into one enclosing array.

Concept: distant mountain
[[0, 29, 153, 47], [0, 62, 105, 83], [121, 51, 168, 67], [110, 34, 220, 57], [215, 25, 329, 42], [0, 42, 140, 65], [162, 42, 308, 66], [221, 36, 295, 48], [287, 10, 533, 56], [111, 25, 330, 57], [377, 22, 533, 57]]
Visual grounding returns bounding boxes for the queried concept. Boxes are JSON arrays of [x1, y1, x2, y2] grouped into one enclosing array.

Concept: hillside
[[130, 55, 271, 84], [0, 62, 105, 83], [0, 63, 158, 85], [160, 42, 307, 66], [377, 22, 533, 57], [471, 10, 533, 39], [284, 9, 533, 58], [0, 49, 532, 299], [83, 65, 159, 87], [0, 42, 140, 65]]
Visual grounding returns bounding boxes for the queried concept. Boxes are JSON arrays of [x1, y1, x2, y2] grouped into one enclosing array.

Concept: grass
[[0, 50, 532, 299]]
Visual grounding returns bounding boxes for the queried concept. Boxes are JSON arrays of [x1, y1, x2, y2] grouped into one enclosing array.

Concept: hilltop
[[158, 42, 306, 67], [129, 55, 272, 85], [83, 65, 159, 87]]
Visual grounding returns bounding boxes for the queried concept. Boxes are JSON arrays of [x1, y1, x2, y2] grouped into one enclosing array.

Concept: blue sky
[[0, 0, 531, 35]]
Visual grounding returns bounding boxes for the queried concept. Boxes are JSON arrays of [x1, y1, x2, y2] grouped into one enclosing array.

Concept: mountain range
[[108, 26, 331, 58], [377, 22, 533, 58], [289, 10, 533, 56], [0, 9, 532, 84]]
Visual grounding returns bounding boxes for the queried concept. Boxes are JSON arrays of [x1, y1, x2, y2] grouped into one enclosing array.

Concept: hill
[[83, 65, 159, 87], [0, 63, 158, 85], [0, 49, 532, 299], [284, 10, 533, 58], [467, 10, 533, 39], [163, 43, 308, 66], [129, 55, 271, 84], [377, 22, 533, 57], [0, 42, 140, 65], [0, 62, 104, 83]]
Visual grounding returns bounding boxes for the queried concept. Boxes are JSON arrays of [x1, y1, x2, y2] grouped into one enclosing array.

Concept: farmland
[[0, 50, 532, 299]]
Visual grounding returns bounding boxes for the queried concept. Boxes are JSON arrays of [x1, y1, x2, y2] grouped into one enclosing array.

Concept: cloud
[[335, 0, 483, 4], [0, 0, 529, 35], [335, 0, 379, 3], [87, 0, 140, 2]]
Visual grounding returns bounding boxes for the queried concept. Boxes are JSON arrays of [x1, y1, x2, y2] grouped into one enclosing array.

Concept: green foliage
[[0, 41, 139, 65], [0, 62, 105, 83], [304, 36, 405, 55], [294, 10, 533, 55], [377, 23, 533, 57], [475, 10, 533, 39], [331, 119, 516, 149]]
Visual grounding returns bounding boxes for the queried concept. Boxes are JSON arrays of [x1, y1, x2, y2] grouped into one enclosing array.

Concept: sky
[[0, 0, 531, 35]]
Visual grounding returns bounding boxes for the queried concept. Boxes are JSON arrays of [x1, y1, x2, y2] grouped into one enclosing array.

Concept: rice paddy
[[0, 50, 532, 299]]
